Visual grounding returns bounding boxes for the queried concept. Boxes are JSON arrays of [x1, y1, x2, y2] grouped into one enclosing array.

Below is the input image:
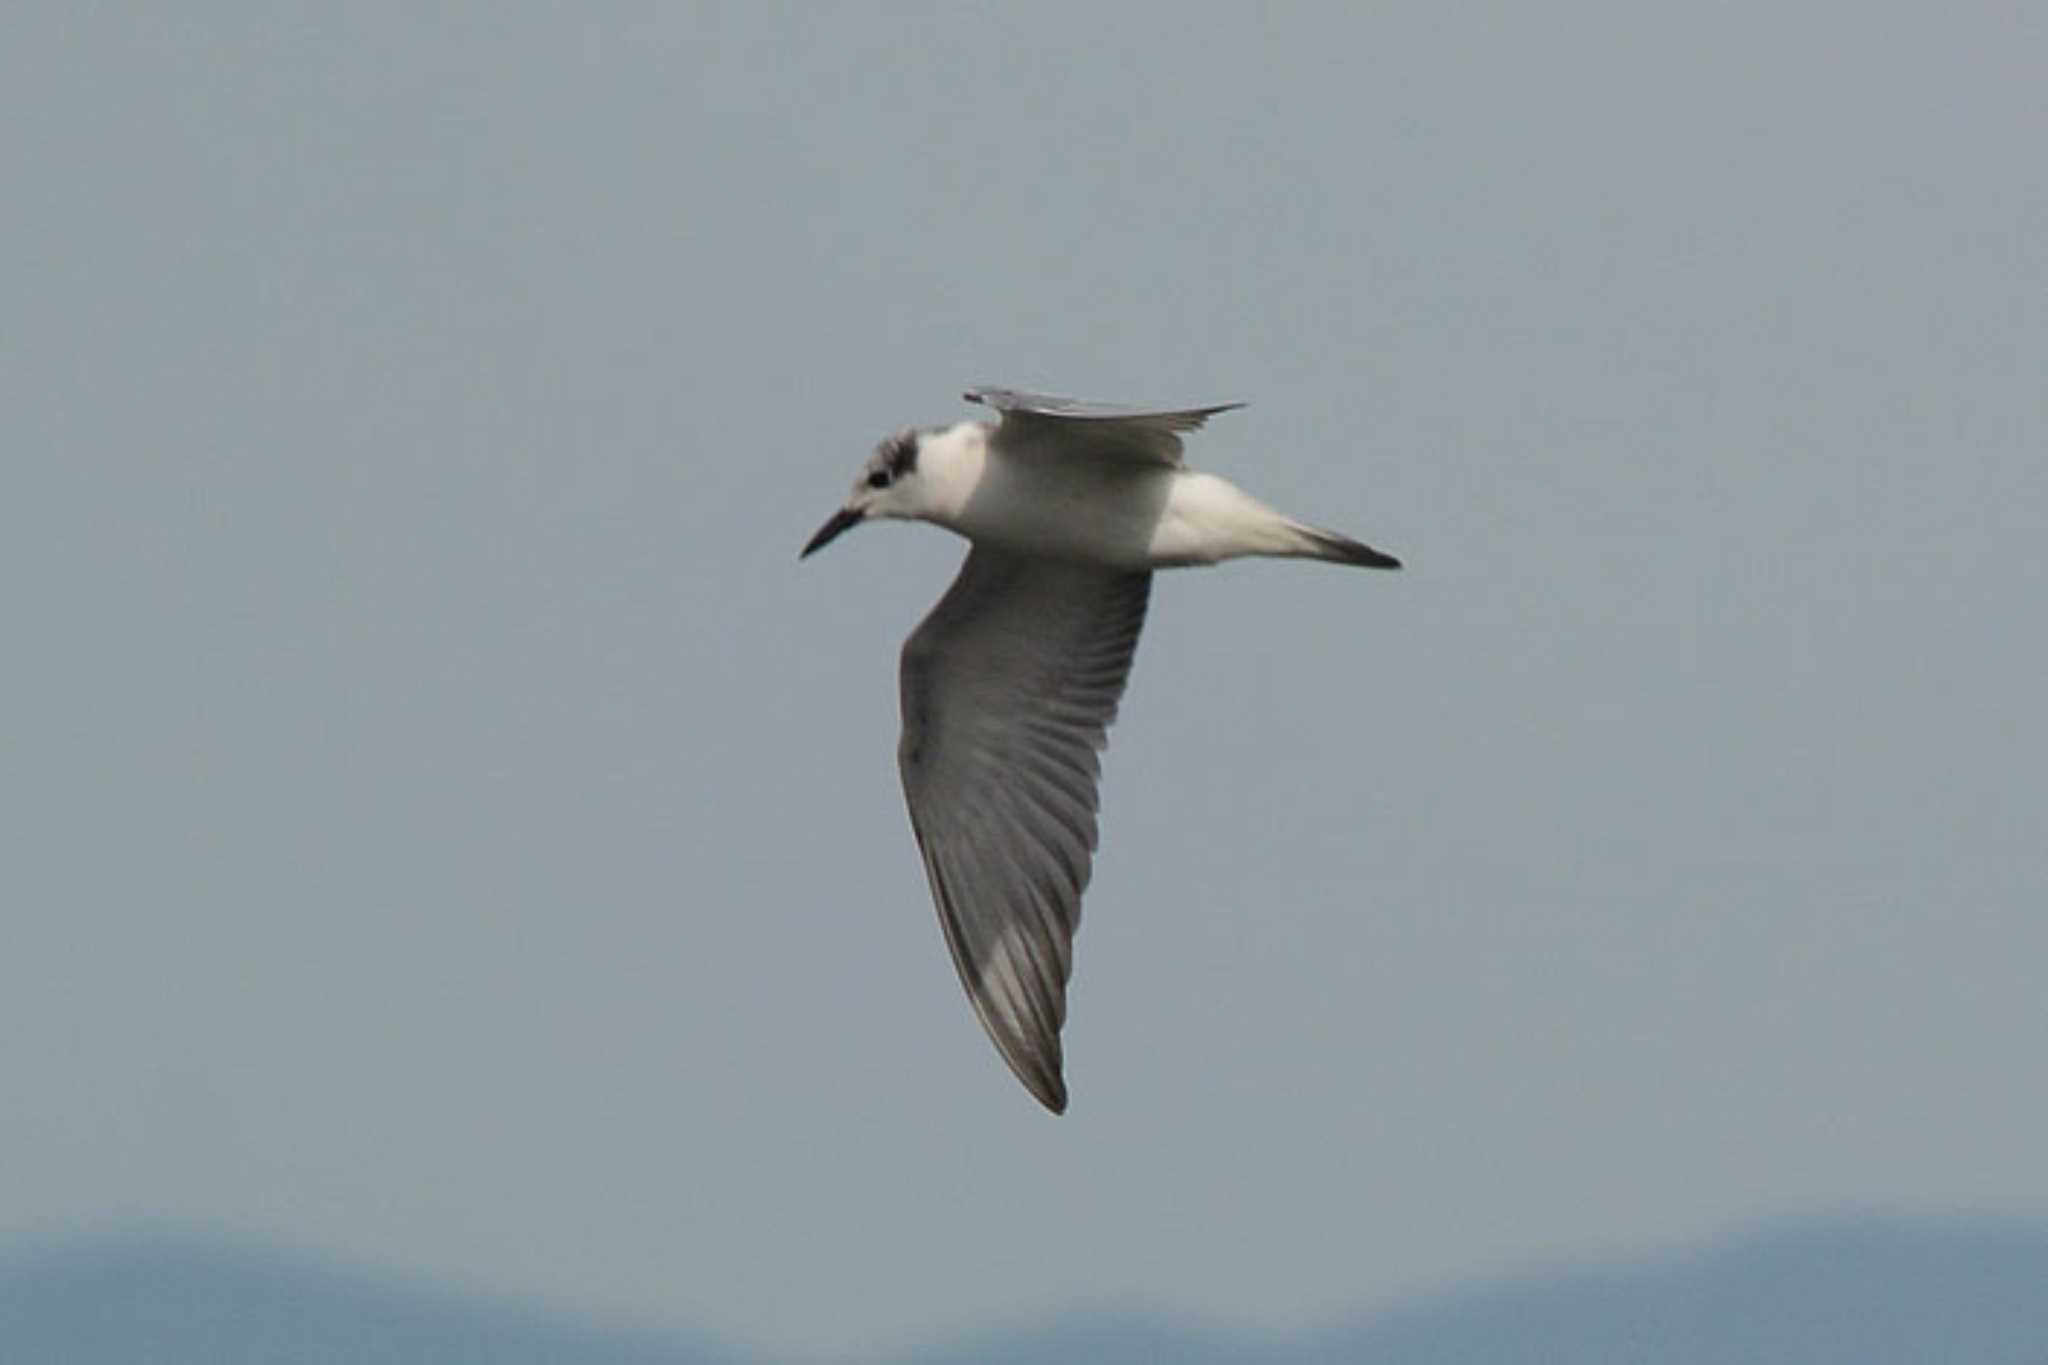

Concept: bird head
[[800, 428, 926, 558]]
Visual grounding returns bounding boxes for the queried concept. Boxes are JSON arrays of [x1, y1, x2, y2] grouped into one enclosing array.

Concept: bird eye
[[866, 470, 890, 489]]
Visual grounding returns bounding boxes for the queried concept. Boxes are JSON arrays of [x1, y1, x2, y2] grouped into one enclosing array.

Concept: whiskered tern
[[803, 387, 1400, 1112]]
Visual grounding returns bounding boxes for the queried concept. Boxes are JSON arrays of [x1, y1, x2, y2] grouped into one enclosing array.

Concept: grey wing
[[898, 545, 1152, 1113], [965, 385, 1245, 467]]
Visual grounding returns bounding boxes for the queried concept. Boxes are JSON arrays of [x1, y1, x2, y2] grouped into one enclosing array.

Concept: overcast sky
[[3, 3, 2044, 1355]]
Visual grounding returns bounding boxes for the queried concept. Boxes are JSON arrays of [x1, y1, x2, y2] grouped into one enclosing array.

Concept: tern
[[802, 387, 1400, 1113]]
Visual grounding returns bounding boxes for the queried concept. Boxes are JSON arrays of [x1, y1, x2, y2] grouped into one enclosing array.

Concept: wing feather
[[964, 385, 1244, 467], [898, 545, 1152, 1113]]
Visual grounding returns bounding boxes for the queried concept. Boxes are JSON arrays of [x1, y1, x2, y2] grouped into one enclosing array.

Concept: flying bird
[[802, 387, 1400, 1113]]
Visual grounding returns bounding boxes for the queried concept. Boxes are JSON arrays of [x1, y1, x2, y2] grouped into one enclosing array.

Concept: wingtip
[[1007, 1047, 1068, 1114], [1014, 1052, 1069, 1114]]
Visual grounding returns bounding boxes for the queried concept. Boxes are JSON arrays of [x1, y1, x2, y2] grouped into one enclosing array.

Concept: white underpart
[[912, 421, 1322, 570]]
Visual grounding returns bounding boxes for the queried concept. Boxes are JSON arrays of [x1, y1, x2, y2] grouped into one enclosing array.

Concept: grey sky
[[3, 2, 2044, 1355]]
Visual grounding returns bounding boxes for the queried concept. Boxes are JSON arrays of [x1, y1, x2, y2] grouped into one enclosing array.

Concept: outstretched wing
[[898, 545, 1152, 1113], [965, 385, 1244, 467]]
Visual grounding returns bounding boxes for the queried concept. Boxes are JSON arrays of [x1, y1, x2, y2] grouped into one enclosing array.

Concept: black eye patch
[[885, 435, 918, 479], [866, 469, 890, 489]]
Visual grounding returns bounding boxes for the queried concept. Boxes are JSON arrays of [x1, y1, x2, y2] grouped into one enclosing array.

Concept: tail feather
[[1295, 523, 1402, 569]]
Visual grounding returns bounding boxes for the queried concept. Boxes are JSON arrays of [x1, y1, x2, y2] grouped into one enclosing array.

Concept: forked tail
[[1292, 522, 1402, 569]]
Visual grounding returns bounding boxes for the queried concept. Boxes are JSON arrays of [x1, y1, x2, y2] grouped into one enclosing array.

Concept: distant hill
[[4, 1220, 2045, 1364], [0, 1241, 733, 1365]]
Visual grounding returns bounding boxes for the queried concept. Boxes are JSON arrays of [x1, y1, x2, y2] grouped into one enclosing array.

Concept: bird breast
[[949, 457, 1178, 571]]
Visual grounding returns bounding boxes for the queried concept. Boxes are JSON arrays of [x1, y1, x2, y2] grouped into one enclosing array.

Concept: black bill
[[800, 506, 863, 559]]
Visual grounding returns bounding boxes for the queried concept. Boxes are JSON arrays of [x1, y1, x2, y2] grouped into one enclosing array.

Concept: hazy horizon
[[9, 1215, 2048, 1363]]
